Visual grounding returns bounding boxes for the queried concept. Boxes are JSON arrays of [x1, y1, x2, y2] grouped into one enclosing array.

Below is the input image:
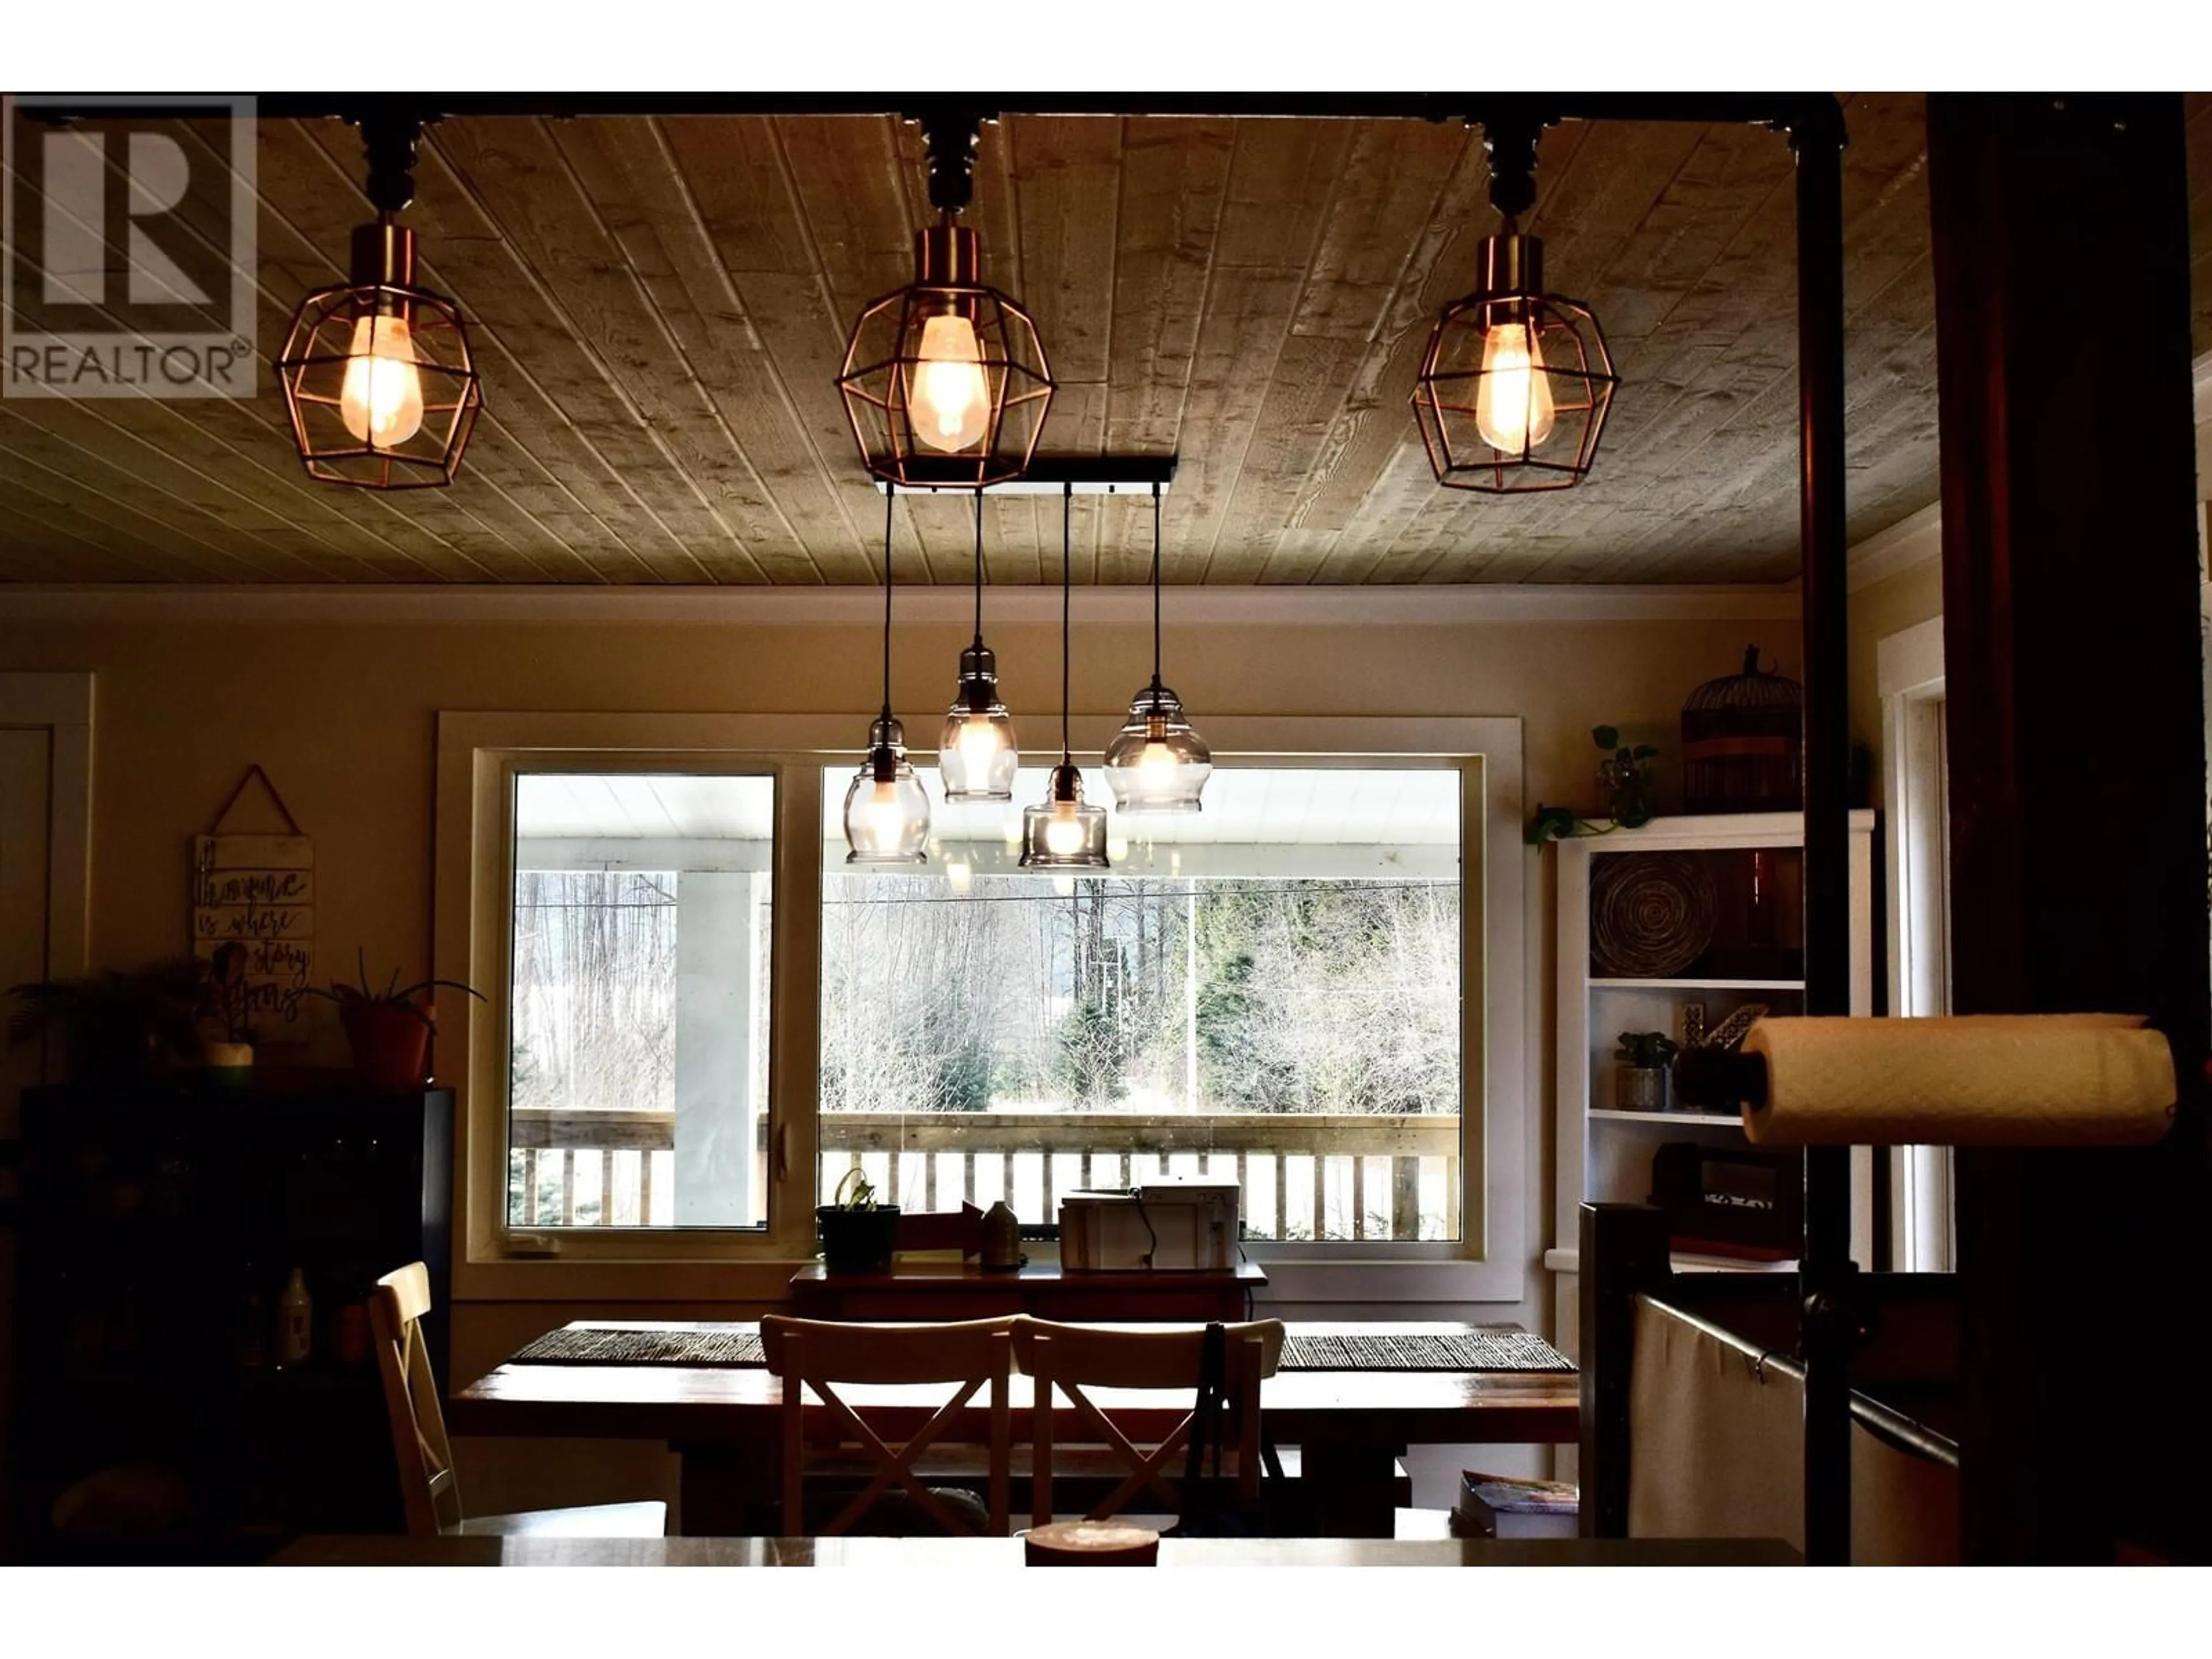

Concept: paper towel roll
[[1740, 1015, 2176, 1147]]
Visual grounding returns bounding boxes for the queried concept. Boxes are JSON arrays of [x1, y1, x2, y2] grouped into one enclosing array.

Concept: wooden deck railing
[[510, 1108, 1461, 1241]]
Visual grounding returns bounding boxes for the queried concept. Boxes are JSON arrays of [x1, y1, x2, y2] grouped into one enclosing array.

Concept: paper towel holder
[[1672, 1044, 1768, 1113]]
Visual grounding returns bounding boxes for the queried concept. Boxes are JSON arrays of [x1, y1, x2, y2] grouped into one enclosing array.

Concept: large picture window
[[437, 711, 1522, 1296], [819, 766, 1465, 1241]]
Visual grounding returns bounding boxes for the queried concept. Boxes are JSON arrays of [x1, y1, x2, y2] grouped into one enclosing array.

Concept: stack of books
[[1452, 1471, 1580, 1540]]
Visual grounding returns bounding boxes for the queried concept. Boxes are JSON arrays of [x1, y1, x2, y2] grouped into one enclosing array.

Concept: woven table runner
[[512, 1327, 766, 1367], [510, 1325, 1571, 1373], [1278, 1330, 1574, 1373]]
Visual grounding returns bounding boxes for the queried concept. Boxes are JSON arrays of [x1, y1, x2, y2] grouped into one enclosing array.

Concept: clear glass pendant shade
[[843, 717, 930, 865], [1019, 763, 1109, 869], [936, 641, 1019, 801], [1103, 681, 1211, 813]]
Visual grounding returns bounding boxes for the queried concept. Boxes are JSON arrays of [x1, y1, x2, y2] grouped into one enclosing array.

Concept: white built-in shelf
[[1588, 977, 1806, 991], [1552, 811, 1878, 1313], [1588, 1108, 1744, 1128]]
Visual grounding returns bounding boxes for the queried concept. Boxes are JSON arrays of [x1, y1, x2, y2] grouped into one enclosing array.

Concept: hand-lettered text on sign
[[192, 833, 313, 1024]]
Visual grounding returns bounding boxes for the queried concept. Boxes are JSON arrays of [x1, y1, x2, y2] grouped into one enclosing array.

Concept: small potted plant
[[1615, 1030, 1679, 1112], [304, 950, 484, 1091], [197, 941, 258, 1081], [1526, 725, 1662, 844], [817, 1166, 900, 1277], [1594, 725, 1660, 829]]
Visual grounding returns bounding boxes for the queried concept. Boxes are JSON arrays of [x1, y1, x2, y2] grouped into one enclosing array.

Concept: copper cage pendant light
[[836, 107, 1054, 490], [1020, 486, 1108, 870], [274, 113, 482, 489], [1411, 115, 1618, 494], [1104, 484, 1211, 813], [842, 483, 932, 865], [937, 488, 1020, 802]]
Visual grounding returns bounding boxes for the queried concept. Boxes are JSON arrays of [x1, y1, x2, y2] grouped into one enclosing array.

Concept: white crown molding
[[1846, 501, 1944, 594], [0, 582, 1801, 627]]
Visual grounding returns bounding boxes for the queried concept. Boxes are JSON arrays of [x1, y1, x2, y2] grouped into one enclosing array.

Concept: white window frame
[[1878, 616, 1955, 1272], [435, 710, 1525, 1305]]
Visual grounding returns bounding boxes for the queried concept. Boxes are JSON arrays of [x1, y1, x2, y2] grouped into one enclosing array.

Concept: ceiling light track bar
[[21, 92, 1839, 138], [870, 456, 1177, 496]]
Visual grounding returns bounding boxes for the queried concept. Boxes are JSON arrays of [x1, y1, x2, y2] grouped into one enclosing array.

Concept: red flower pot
[[340, 1001, 433, 1091]]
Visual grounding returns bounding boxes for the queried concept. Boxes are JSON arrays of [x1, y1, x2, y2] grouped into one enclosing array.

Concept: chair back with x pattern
[[1011, 1317, 1285, 1528], [759, 1315, 1016, 1537], [369, 1262, 463, 1538]]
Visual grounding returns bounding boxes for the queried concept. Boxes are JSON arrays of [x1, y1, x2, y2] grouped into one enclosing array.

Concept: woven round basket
[[1590, 851, 1718, 978]]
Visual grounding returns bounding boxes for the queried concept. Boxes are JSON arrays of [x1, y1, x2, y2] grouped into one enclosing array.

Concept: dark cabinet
[[5, 1080, 450, 1562]]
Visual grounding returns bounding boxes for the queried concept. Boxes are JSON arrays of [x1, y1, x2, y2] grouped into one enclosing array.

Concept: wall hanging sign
[[192, 765, 313, 1027]]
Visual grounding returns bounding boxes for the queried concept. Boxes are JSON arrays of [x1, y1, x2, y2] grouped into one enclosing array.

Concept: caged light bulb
[[1474, 320, 1555, 454], [339, 312, 426, 446], [909, 312, 990, 452]]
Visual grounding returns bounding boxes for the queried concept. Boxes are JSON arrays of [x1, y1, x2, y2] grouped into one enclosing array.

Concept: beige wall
[[1849, 556, 1945, 785], [0, 599, 1770, 1515]]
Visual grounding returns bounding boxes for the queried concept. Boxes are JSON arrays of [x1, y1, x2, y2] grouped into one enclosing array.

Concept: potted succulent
[[1615, 1030, 1680, 1112], [817, 1166, 900, 1277], [304, 951, 484, 1090]]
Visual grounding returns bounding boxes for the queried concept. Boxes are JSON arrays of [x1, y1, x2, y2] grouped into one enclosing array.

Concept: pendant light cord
[[880, 481, 895, 723], [1150, 483, 1164, 688], [972, 487, 986, 647], [1061, 483, 1074, 764]]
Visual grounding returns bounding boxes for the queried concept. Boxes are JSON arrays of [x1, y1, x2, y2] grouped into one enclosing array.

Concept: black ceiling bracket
[[907, 102, 996, 217], [352, 107, 432, 218], [1479, 101, 1553, 223]]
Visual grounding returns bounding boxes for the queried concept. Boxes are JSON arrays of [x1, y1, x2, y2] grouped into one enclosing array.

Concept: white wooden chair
[[1011, 1317, 1285, 1528], [368, 1262, 665, 1539], [759, 1314, 1016, 1536]]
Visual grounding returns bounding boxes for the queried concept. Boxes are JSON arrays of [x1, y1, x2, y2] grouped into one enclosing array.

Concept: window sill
[[454, 1252, 1530, 1307]]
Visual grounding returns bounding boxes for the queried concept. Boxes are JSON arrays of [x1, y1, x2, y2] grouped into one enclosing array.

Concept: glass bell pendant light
[[843, 483, 930, 865], [1020, 487, 1109, 870], [1104, 483, 1211, 814], [937, 488, 1019, 801]]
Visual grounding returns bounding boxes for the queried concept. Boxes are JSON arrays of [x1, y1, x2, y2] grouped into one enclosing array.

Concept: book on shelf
[[1453, 1471, 1580, 1540]]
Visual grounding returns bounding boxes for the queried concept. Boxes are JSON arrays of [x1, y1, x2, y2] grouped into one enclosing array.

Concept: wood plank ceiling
[[0, 92, 2179, 589]]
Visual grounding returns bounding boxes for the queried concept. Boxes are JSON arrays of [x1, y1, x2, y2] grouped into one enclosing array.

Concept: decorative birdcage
[[1681, 646, 1804, 814]]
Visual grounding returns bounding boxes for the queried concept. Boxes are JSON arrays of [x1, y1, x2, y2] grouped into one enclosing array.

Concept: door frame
[[0, 672, 93, 986]]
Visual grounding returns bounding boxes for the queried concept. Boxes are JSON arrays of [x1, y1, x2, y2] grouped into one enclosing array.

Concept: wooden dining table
[[274, 1534, 1797, 1567], [449, 1319, 1580, 1538]]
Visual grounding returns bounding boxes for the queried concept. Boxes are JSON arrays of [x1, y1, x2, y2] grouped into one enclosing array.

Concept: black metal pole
[[1789, 99, 1854, 1570]]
